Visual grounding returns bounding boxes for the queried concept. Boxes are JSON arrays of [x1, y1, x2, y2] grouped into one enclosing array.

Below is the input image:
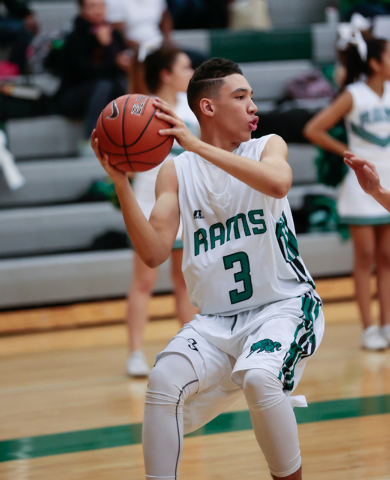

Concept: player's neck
[[155, 86, 177, 109], [200, 128, 241, 152]]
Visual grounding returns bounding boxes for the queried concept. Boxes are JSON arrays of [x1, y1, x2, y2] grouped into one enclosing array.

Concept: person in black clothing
[[55, 0, 129, 144], [0, 0, 39, 74]]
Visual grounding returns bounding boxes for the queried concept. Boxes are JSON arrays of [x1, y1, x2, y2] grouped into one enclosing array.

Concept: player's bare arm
[[155, 98, 292, 199], [303, 90, 353, 156], [344, 151, 390, 212], [91, 130, 180, 267]]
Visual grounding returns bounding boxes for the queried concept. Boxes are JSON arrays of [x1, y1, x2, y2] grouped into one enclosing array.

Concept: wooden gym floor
[[0, 276, 390, 480]]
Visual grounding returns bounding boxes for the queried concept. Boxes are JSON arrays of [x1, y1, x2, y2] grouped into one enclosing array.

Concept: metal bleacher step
[[0, 159, 105, 208], [0, 203, 125, 258], [0, 233, 353, 309]]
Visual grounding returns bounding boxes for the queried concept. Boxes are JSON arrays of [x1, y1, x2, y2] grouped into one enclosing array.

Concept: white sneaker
[[380, 324, 390, 343], [126, 350, 150, 377], [361, 326, 388, 351]]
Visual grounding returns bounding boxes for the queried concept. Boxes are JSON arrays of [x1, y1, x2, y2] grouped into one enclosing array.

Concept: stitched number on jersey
[[223, 252, 253, 304]]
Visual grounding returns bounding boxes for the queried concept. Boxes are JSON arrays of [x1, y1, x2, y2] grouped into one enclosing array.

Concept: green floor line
[[1, 394, 390, 463]]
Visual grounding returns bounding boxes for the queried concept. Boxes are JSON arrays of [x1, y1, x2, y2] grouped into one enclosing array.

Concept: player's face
[[380, 42, 390, 80], [81, 0, 106, 25], [165, 53, 194, 93], [213, 74, 258, 143]]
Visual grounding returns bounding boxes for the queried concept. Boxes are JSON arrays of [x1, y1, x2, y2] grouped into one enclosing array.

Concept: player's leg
[[144, 326, 241, 478], [350, 225, 387, 349], [170, 249, 197, 326], [143, 353, 199, 480], [233, 292, 324, 479], [375, 224, 390, 343], [242, 368, 302, 479], [126, 252, 158, 375]]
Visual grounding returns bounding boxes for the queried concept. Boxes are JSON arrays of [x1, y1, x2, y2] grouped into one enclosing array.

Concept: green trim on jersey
[[278, 291, 321, 391], [350, 122, 390, 148], [275, 212, 315, 288], [338, 215, 390, 226]]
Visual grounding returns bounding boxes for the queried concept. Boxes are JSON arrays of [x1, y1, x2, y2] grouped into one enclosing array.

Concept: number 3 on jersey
[[223, 252, 253, 304]]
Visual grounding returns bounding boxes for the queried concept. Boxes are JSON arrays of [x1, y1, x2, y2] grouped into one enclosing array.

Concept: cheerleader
[[305, 27, 390, 350]]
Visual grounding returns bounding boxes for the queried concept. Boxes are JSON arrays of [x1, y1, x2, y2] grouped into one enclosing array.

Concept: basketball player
[[91, 58, 324, 480]]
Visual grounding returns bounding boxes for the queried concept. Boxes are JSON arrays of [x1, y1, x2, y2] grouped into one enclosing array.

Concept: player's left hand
[[344, 151, 380, 195], [154, 98, 200, 153]]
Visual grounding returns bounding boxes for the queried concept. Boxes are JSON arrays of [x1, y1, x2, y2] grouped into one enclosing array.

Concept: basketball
[[95, 94, 174, 172]]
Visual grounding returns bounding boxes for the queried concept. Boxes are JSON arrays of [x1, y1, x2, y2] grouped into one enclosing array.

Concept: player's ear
[[160, 69, 172, 85], [199, 98, 214, 118]]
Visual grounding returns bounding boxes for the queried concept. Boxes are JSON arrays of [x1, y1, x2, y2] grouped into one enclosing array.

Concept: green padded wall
[[210, 28, 312, 63]]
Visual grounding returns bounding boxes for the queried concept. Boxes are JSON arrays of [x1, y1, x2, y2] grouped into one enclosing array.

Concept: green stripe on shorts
[[278, 292, 321, 391]]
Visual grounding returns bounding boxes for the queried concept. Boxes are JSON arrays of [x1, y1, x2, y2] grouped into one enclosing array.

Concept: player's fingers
[[158, 128, 175, 136], [343, 151, 355, 159], [156, 111, 180, 125], [154, 99, 179, 119], [344, 158, 358, 172]]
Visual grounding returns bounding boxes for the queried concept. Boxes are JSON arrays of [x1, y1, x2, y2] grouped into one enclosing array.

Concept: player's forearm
[[372, 185, 390, 213], [114, 180, 169, 267], [195, 141, 292, 198]]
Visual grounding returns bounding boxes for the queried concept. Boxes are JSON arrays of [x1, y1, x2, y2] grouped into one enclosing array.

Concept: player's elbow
[[143, 255, 162, 269]]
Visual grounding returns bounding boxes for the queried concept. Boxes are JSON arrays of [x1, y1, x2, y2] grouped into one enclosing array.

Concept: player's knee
[[354, 248, 375, 269], [147, 354, 198, 406], [242, 368, 285, 412]]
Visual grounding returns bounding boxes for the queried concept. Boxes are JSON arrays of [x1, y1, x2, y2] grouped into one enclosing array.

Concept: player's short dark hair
[[187, 58, 243, 116]]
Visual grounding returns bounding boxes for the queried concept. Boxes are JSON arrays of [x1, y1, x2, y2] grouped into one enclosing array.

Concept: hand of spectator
[[344, 151, 380, 196], [24, 14, 39, 35], [115, 51, 131, 72], [95, 24, 113, 46], [91, 130, 127, 185]]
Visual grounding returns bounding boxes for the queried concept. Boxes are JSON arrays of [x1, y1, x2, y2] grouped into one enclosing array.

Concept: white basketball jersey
[[174, 135, 315, 316], [345, 81, 390, 164]]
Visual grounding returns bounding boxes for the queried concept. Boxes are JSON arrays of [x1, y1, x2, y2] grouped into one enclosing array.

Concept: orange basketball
[[95, 94, 174, 172]]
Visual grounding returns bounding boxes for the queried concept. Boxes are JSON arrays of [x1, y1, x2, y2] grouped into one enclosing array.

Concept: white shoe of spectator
[[361, 326, 388, 351], [380, 324, 390, 344], [126, 350, 150, 377]]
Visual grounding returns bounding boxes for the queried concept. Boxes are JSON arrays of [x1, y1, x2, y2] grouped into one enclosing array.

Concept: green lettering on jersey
[[385, 109, 390, 121], [248, 209, 267, 235], [360, 111, 370, 126], [226, 214, 251, 242], [373, 108, 383, 123], [210, 222, 225, 250], [194, 228, 208, 256]]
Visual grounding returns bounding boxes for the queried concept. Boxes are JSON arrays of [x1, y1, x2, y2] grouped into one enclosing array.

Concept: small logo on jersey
[[187, 338, 198, 351], [193, 210, 204, 219], [246, 339, 282, 357]]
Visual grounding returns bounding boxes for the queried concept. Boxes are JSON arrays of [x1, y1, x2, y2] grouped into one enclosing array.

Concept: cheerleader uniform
[[338, 81, 390, 224]]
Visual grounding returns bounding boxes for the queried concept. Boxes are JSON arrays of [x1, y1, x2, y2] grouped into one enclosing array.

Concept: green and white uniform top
[[173, 135, 314, 316], [338, 81, 390, 224]]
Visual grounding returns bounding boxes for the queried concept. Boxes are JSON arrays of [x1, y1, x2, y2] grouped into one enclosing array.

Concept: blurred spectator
[[55, 0, 128, 150], [0, 0, 39, 74], [340, 0, 390, 21], [167, 0, 232, 30], [105, 0, 172, 49]]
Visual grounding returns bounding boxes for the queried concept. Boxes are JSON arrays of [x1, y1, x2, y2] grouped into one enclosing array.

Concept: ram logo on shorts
[[246, 339, 282, 357]]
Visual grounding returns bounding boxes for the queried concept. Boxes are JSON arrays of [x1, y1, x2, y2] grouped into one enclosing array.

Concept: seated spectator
[[167, 0, 232, 30], [340, 0, 390, 21], [55, 0, 129, 153], [105, 0, 172, 50], [0, 0, 39, 74]]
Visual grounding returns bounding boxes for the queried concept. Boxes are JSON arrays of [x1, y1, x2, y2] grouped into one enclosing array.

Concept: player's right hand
[[91, 130, 128, 184]]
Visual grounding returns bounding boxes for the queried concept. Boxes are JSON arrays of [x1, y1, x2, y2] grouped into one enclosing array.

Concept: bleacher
[[0, 0, 353, 309]]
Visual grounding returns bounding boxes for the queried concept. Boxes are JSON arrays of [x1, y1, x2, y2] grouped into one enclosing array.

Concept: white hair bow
[[337, 13, 371, 61], [137, 35, 164, 63]]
